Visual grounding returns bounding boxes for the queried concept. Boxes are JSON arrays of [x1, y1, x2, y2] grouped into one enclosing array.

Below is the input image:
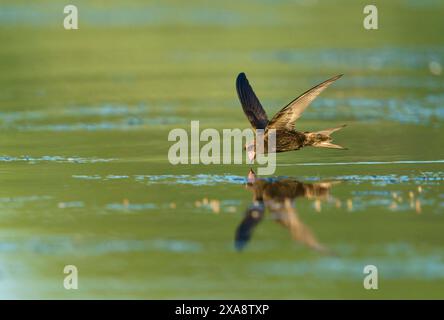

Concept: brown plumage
[[236, 72, 347, 160], [235, 169, 338, 253]]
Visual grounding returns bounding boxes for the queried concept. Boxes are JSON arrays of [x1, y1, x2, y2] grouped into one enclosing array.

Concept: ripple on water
[[71, 171, 444, 187], [306, 95, 444, 125], [57, 201, 84, 209], [0, 4, 250, 27], [106, 203, 157, 211], [0, 195, 52, 203], [1, 95, 442, 130], [0, 237, 202, 255], [14, 117, 183, 132], [252, 243, 444, 280], [65, 103, 149, 117], [0, 156, 115, 164], [0, 102, 184, 132], [302, 171, 444, 186], [253, 256, 444, 280], [134, 174, 247, 185], [252, 48, 444, 71]]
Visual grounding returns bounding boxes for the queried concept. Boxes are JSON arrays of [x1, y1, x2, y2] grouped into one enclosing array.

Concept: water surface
[[0, 0, 443, 299]]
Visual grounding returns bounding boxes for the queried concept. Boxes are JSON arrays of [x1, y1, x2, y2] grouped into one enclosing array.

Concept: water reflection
[[235, 169, 339, 253]]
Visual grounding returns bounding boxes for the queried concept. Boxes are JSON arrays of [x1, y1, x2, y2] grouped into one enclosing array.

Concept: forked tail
[[307, 124, 347, 149]]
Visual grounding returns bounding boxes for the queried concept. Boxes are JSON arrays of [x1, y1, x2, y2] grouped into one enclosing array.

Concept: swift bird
[[235, 169, 337, 253], [236, 72, 347, 160]]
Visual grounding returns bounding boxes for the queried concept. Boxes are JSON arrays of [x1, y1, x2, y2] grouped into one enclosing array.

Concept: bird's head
[[245, 141, 256, 162], [245, 168, 257, 191], [247, 168, 257, 184]]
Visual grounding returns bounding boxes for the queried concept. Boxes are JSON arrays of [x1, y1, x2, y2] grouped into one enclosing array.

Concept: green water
[[0, 0, 443, 299]]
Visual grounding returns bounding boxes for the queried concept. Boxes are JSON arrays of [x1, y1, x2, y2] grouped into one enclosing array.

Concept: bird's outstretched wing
[[234, 202, 265, 251], [236, 72, 269, 130], [266, 74, 343, 132], [270, 199, 329, 254]]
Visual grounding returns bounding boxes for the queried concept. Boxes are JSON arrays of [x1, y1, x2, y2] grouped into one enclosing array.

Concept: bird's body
[[236, 72, 347, 160], [263, 129, 306, 153]]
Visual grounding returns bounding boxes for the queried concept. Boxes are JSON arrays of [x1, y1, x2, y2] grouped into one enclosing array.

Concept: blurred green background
[[0, 0, 443, 299]]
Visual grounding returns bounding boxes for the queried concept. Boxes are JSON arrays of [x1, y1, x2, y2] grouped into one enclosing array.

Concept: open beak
[[247, 169, 256, 184], [248, 150, 256, 162], [246, 144, 256, 163]]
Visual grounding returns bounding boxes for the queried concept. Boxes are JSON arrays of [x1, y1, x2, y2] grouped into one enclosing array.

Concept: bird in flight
[[236, 72, 347, 161]]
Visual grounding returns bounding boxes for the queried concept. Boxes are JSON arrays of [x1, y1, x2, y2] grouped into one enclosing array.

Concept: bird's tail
[[307, 124, 347, 149]]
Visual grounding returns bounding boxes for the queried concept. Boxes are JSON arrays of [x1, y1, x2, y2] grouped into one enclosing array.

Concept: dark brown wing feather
[[236, 72, 269, 130], [266, 74, 343, 132]]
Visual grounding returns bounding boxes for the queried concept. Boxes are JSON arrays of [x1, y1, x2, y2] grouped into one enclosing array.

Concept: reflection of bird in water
[[235, 169, 338, 253], [236, 72, 347, 161]]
